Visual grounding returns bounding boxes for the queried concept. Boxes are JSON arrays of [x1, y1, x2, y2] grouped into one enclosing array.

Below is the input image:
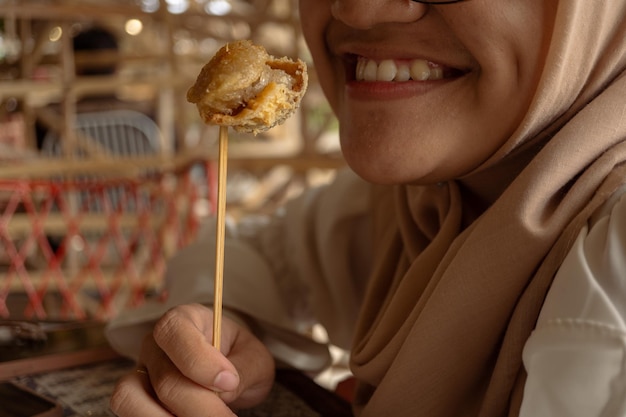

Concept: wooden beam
[[0, 3, 146, 20], [5, 213, 167, 237], [0, 75, 186, 103], [0, 151, 343, 179]]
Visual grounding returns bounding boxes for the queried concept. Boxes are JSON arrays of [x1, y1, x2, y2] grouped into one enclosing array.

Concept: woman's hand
[[110, 303, 275, 416]]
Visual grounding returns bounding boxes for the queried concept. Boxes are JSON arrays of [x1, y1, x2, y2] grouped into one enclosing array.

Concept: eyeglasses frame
[[410, 0, 468, 4]]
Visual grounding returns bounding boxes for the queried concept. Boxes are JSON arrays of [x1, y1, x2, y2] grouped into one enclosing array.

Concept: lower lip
[[346, 78, 462, 101]]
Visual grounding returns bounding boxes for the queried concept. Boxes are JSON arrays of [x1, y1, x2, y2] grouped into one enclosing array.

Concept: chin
[[342, 151, 425, 185], [340, 136, 442, 186]]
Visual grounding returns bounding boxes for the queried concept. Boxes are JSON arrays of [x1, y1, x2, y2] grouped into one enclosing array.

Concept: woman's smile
[[354, 57, 464, 82], [300, 0, 554, 185], [343, 53, 471, 101]]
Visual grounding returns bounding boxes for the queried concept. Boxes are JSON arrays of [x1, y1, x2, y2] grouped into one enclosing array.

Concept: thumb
[[220, 318, 276, 409]]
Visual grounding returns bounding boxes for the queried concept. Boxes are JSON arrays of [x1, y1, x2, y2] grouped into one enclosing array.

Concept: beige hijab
[[350, 2, 626, 416]]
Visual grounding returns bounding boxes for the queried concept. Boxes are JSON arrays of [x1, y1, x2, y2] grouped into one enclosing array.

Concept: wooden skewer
[[213, 125, 229, 350]]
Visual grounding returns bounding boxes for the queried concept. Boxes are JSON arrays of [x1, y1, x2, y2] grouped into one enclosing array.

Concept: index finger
[[151, 304, 239, 391]]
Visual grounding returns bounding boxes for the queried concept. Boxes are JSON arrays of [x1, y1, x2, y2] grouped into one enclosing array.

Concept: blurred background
[[0, 0, 344, 321]]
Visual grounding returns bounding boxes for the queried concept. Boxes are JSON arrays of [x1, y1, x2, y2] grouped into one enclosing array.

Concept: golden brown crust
[[187, 40, 308, 135]]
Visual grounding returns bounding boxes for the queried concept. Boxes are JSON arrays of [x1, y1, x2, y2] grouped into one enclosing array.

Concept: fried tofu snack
[[186, 40, 308, 135]]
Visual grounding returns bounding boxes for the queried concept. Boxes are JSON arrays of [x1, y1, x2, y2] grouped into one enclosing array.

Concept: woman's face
[[299, 0, 557, 185]]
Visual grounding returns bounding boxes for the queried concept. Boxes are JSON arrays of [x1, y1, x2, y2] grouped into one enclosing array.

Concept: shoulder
[[536, 185, 626, 327], [519, 186, 626, 416]]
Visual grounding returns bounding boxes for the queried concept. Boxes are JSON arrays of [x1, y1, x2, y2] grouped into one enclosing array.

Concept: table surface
[[9, 359, 353, 417], [0, 321, 353, 416]]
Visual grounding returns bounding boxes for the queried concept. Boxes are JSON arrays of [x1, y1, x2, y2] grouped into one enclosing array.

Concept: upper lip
[[326, 27, 476, 78]]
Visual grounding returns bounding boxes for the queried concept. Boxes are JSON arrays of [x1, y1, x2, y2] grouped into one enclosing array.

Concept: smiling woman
[[107, 1, 626, 417], [304, 0, 554, 185]]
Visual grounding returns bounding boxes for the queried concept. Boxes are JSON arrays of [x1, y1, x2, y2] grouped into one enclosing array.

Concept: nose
[[330, 0, 428, 29]]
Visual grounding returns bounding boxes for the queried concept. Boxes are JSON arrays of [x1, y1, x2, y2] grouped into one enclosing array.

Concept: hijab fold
[[350, 2, 626, 416]]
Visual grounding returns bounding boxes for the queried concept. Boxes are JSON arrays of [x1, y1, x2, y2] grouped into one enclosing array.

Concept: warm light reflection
[[205, 0, 232, 15], [125, 19, 144, 36], [141, 0, 159, 12], [166, 0, 189, 14], [49, 26, 63, 42]]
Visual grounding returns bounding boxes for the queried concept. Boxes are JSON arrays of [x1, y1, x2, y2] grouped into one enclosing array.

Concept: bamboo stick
[[212, 126, 228, 350]]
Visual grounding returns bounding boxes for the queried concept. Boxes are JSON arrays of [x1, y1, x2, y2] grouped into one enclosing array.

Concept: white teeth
[[377, 60, 397, 81], [394, 64, 411, 82], [356, 57, 446, 82], [356, 59, 365, 81], [363, 60, 378, 81], [429, 67, 443, 80], [410, 60, 430, 81]]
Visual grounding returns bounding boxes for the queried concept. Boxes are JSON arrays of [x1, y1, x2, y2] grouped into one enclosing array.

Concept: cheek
[[299, 0, 340, 110], [336, 81, 523, 184], [299, 0, 330, 63], [469, 6, 551, 116], [299, 0, 317, 41]]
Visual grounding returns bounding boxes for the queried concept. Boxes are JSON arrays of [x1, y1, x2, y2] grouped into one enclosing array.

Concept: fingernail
[[212, 371, 239, 392]]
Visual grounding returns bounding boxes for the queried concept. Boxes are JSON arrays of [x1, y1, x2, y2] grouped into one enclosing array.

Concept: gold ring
[[136, 367, 148, 375]]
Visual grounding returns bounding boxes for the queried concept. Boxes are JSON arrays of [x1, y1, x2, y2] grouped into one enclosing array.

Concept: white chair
[[41, 109, 161, 158]]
